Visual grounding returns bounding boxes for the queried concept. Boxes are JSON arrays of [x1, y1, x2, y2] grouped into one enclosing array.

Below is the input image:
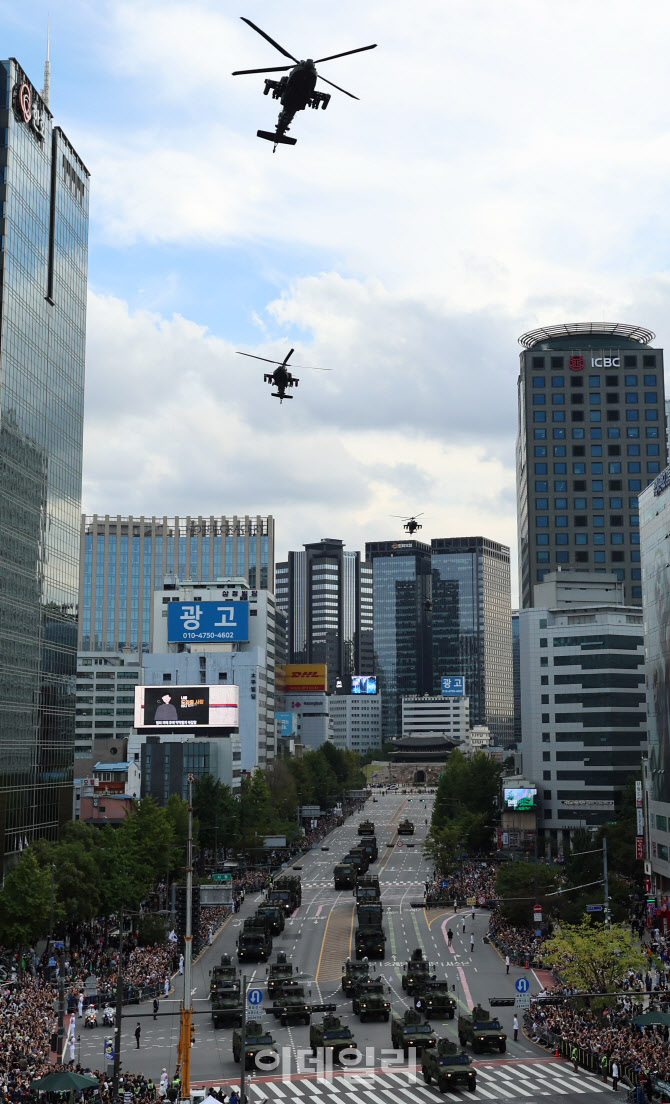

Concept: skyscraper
[[431, 537, 514, 747], [0, 59, 89, 858], [365, 540, 432, 740], [516, 323, 666, 609], [275, 539, 373, 694]]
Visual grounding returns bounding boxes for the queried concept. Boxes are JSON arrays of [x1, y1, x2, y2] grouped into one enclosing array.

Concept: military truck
[[401, 948, 432, 994], [358, 819, 375, 836], [334, 861, 357, 890], [351, 978, 390, 1022], [422, 1040, 476, 1093], [309, 1015, 356, 1062], [398, 819, 415, 835], [272, 983, 311, 1026], [391, 1008, 437, 1058], [267, 951, 293, 996], [355, 903, 385, 959], [256, 902, 285, 935], [355, 874, 381, 901], [232, 1021, 278, 1069], [237, 917, 272, 963], [341, 958, 370, 994], [458, 1004, 507, 1054], [267, 873, 301, 915], [359, 835, 379, 863], [344, 849, 369, 876], [414, 980, 457, 1020], [211, 988, 242, 1028], [209, 953, 238, 994]]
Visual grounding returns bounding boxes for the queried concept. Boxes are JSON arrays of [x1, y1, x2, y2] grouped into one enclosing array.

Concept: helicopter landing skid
[[272, 392, 292, 400], [257, 129, 297, 147]]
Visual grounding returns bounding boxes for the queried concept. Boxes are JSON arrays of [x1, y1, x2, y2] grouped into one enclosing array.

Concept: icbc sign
[[569, 355, 585, 372]]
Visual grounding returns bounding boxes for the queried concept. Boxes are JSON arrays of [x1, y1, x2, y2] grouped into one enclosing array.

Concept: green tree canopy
[[543, 921, 647, 991], [0, 849, 54, 946], [495, 861, 558, 925]]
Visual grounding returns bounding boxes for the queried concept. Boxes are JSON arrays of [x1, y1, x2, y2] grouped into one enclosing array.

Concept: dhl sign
[[282, 663, 328, 692]]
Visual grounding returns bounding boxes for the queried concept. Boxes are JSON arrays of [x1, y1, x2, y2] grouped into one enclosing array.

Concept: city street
[[76, 792, 615, 1104]]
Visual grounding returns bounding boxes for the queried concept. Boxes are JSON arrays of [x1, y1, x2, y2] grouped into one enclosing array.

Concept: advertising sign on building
[[275, 712, 293, 736], [636, 837, 644, 861], [636, 780, 643, 808], [637, 808, 645, 836], [134, 685, 239, 728], [351, 675, 377, 695], [441, 676, 465, 697], [167, 601, 249, 643], [283, 664, 328, 692]]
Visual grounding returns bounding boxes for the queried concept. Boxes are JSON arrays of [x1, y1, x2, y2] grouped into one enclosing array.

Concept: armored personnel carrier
[[341, 958, 370, 994], [211, 987, 242, 1028], [232, 1021, 278, 1070], [458, 1004, 507, 1054], [272, 983, 311, 1026], [401, 948, 432, 994], [422, 1039, 476, 1093], [397, 819, 415, 835], [309, 1015, 356, 1062], [358, 819, 375, 835], [267, 951, 293, 996]]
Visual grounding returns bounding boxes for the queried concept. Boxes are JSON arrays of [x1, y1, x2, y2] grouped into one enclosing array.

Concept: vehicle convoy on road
[[237, 915, 272, 962], [267, 873, 301, 915], [341, 958, 370, 994], [351, 977, 390, 1021], [358, 835, 378, 862], [401, 948, 432, 993], [266, 951, 294, 996], [391, 1008, 437, 1058], [272, 982, 312, 1026], [422, 1039, 477, 1093], [397, 818, 415, 835], [211, 987, 242, 1028], [232, 1021, 278, 1069], [355, 901, 385, 959], [309, 1015, 356, 1062], [333, 860, 357, 889], [358, 819, 375, 835], [414, 979, 457, 1019], [256, 902, 285, 934], [355, 873, 380, 900], [458, 1005, 507, 1053]]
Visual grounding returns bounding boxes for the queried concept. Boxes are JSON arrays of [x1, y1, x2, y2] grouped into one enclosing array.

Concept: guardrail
[[67, 982, 164, 1013], [522, 1013, 655, 1091]]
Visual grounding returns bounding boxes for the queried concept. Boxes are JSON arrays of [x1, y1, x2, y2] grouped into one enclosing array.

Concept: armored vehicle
[[237, 917, 272, 962], [209, 954, 238, 994], [355, 902, 385, 959], [359, 835, 378, 862], [267, 951, 293, 996], [341, 958, 370, 994], [401, 948, 432, 994], [211, 988, 242, 1028], [355, 874, 380, 900], [267, 873, 301, 915], [334, 861, 357, 890], [458, 1004, 507, 1053], [397, 819, 415, 835], [422, 1040, 476, 1093], [358, 819, 375, 835], [232, 1021, 278, 1069], [309, 1015, 356, 1062], [343, 849, 369, 876], [351, 978, 390, 1021], [414, 980, 457, 1019], [272, 983, 311, 1026], [256, 903, 285, 935], [390, 1008, 437, 1058]]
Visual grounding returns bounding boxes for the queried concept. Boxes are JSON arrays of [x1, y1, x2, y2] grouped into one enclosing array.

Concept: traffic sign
[[515, 994, 531, 1009], [586, 904, 603, 912], [441, 881, 448, 889], [212, 873, 232, 883], [103, 1038, 115, 1061], [515, 977, 530, 994], [533, 905, 542, 922], [478, 896, 486, 906], [248, 989, 263, 1005]]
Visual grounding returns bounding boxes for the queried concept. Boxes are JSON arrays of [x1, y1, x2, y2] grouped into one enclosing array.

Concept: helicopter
[[391, 513, 424, 535], [236, 348, 331, 404], [232, 18, 377, 151]]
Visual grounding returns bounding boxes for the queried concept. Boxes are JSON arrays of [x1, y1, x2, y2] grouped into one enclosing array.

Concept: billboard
[[504, 787, 537, 810], [167, 601, 249, 643], [351, 675, 377, 695], [275, 712, 294, 736], [283, 664, 327, 692], [441, 676, 465, 697], [134, 685, 239, 728]]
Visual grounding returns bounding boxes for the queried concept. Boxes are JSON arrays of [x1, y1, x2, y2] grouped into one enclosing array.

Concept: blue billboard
[[275, 712, 293, 736], [441, 676, 465, 697], [351, 675, 377, 695], [167, 601, 249, 643]]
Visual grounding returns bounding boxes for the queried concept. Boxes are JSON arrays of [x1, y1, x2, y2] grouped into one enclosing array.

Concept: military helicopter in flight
[[232, 18, 377, 151], [236, 348, 332, 403], [391, 514, 424, 535]]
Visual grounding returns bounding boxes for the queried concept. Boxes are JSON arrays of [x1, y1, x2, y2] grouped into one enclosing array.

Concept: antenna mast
[[41, 21, 50, 107]]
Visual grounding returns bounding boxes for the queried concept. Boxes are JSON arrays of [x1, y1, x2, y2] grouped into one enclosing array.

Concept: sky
[[5, 0, 670, 603]]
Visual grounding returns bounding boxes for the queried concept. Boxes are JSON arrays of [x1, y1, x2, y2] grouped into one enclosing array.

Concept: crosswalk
[[208, 1061, 614, 1102]]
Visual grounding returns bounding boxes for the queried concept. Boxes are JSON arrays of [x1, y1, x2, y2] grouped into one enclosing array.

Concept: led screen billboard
[[351, 675, 377, 694], [167, 601, 249, 643], [504, 787, 537, 810], [134, 685, 239, 728], [441, 676, 465, 697]]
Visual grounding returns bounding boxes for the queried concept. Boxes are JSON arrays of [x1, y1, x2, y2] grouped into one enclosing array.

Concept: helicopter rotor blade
[[282, 349, 295, 365], [317, 74, 359, 99], [314, 44, 377, 64], [236, 351, 331, 371], [236, 352, 286, 367], [232, 66, 293, 76], [240, 17, 298, 63]]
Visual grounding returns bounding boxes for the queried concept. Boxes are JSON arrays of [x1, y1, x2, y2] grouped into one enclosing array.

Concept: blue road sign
[[515, 977, 530, 993], [248, 988, 263, 1005], [535, 928, 542, 937], [441, 881, 448, 889], [586, 904, 603, 912]]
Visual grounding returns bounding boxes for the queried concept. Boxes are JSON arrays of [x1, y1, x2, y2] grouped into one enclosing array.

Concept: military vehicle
[[343, 849, 369, 876], [333, 861, 357, 890], [211, 988, 243, 1028], [267, 951, 294, 996], [422, 1039, 476, 1092], [267, 873, 301, 915], [309, 1015, 356, 1062], [209, 953, 238, 994], [351, 978, 390, 1021], [414, 980, 457, 1019], [355, 902, 385, 959], [272, 983, 311, 1026], [401, 948, 432, 994], [341, 958, 370, 994], [232, 1021, 278, 1069], [237, 916, 272, 962], [359, 835, 378, 862], [458, 1005, 507, 1054], [397, 819, 415, 835], [256, 902, 285, 935], [390, 1008, 437, 1058], [355, 874, 380, 901], [358, 819, 375, 835]]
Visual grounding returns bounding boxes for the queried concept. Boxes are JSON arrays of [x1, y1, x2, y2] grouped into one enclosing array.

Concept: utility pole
[[603, 836, 611, 927], [56, 948, 65, 1065], [112, 911, 124, 1097], [240, 973, 248, 1104], [176, 774, 194, 1095], [48, 862, 55, 950]]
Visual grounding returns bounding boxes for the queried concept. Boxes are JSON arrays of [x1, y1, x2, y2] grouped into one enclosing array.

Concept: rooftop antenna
[[41, 20, 50, 107]]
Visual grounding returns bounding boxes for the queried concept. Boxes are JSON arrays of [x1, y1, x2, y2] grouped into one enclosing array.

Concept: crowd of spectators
[[487, 912, 544, 967]]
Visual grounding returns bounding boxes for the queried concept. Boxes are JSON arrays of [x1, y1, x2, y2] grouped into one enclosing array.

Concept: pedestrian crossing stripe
[[206, 1062, 614, 1102]]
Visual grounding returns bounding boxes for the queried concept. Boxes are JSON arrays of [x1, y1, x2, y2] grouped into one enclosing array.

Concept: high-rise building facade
[[78, 515, 274, 653], [365, 540, 432, 740], [275, 539, 373, 694], [431, 537, 514, 747], [516, 323, 666, 609], [512, 611, 521, 746], [0, 60, 89, 858]]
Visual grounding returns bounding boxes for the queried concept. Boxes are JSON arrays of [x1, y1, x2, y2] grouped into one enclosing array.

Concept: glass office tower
[[0, 60, 89, 858], [365, 540, 432, 740], [431, 537, 514, 747]]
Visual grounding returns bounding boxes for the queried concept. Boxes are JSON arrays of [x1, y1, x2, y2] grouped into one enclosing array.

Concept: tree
[[423, 823, 461, 875], [543, 921, 647, 991], [432, 751, 502, 833], [0, 849, 54, 945], [495, 861, 557, 925]]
